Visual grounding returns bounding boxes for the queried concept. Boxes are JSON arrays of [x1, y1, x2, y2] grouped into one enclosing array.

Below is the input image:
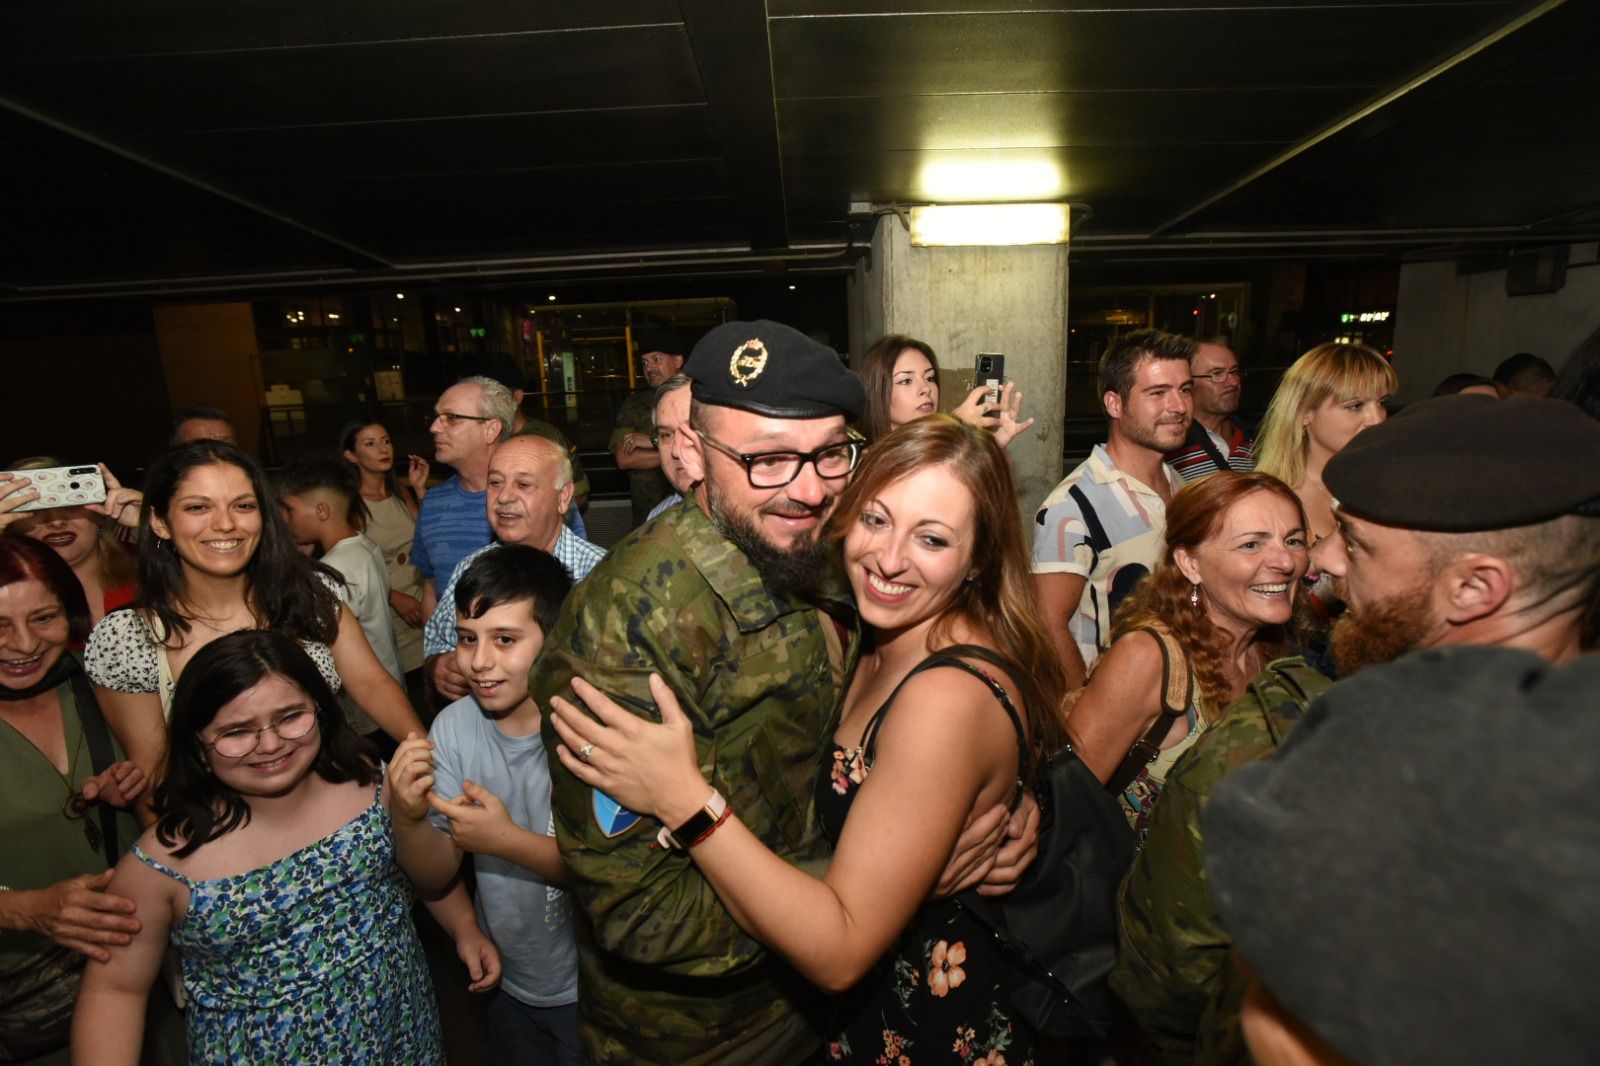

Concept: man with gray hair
[[414, 376, 516, 636], [423, 433, 605, 699]]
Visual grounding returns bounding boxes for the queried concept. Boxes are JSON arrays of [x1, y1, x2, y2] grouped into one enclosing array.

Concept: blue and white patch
[[593, 789, 641, 838]]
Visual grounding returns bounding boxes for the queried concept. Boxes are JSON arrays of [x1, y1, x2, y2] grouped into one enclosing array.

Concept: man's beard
[[705, 480, 833, 600], [1329, 579, 1436, 677], [1122, 412, 1189, 452]]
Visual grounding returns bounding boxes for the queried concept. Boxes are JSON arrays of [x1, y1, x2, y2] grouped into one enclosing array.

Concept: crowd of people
[[0, 317, 1597, 1066]]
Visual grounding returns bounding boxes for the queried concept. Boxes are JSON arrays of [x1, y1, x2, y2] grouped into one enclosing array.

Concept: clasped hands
[[386, 735, 520, 857]]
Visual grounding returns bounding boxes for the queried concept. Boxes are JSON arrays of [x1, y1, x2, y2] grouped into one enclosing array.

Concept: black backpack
[[926, 645, 1136, 1040]]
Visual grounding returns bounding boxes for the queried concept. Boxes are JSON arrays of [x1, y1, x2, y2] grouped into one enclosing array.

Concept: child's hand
[[387, 735, 436, 824], [453, 923, 503, 993], [81, 760, 148, 809], [428, 780, 517, 858]]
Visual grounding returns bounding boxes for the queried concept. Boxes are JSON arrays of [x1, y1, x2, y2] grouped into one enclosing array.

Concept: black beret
[[685, 319, 864, 421], [1325, 394, 1600, 530], [1203, 647, 1600, 1066], [634, 324, 686, 357]]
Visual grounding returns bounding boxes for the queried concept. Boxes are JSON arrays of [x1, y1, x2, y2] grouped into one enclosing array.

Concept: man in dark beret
[[1316, 393, 1600, 674], [531, 320, 1028, 1065], [1111, 393, 1600, 1066], [1204, 647, 1600, 1066]]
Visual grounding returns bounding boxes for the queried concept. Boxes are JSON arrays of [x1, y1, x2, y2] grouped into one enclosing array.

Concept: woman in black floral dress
[[554, 416, 1070, 1065]]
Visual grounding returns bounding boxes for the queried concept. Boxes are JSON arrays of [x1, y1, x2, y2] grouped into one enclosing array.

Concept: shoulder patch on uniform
[[593, 789, 641, 838]]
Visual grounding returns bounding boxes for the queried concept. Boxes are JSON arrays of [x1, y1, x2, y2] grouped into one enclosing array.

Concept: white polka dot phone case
[[7, 465, 107, 511]]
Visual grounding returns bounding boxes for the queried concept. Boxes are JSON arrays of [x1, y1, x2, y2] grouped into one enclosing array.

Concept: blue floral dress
[[133, 783, 443, 1065]]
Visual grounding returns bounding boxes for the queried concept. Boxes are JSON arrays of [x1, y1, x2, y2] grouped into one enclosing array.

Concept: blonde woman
[[1253, 343, 1397, 543]]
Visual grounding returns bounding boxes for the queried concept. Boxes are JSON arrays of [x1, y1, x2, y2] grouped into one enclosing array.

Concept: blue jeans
[[486, 990, 581, 1066]]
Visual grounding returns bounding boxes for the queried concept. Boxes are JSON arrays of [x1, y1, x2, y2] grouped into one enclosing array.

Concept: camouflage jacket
[[1110, 656, 1331, 1064], [533, 498, 859, 1065]]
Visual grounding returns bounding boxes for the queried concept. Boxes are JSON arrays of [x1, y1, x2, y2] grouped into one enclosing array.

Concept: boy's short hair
[[454, 544, 574, 637], [276, 460, 364, 526]]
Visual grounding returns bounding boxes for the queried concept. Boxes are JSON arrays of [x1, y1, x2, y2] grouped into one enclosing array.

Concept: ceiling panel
[[770, 6, 1523, 98], [1, 0, 1593, 294], [6, 1, 682, 59], [2, 25, 703, 135]]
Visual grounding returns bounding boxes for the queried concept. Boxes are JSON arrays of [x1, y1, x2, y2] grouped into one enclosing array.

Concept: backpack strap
[[1104, 626, 1192, 795], [65, 657, 121, 868], [858, 644, 1030, 809]]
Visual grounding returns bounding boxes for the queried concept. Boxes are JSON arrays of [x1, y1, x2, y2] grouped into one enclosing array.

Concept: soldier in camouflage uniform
[[533, 320, 866, 1065], [1112, 393, 1600, 1064], [1111, 656, 1331, 1064]]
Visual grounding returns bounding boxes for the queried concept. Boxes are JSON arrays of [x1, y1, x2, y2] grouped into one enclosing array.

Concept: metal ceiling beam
[[677, 0, 789, 250], [0, 96, 395, 270], [1149, 0, 1571, 238]]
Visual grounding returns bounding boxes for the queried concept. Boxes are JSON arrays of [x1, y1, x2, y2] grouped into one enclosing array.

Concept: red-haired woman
[[1066, 471, 1311, 837]]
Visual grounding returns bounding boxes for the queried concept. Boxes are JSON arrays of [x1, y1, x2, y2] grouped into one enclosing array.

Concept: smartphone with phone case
[[5, 465, 106, 511], [974, 353, 1006, 408]]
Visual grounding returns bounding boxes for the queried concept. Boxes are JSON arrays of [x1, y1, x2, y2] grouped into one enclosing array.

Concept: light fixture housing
[[908, 203, 1070, 247]]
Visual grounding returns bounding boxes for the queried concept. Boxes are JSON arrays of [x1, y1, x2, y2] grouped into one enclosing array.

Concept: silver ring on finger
[[577, 743, 595, 764]]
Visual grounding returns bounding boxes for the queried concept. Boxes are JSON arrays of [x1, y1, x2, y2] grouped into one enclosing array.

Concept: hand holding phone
[[1, 465, 106, 512]]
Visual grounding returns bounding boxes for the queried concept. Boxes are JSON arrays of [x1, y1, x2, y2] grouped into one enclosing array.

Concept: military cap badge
[[728, 338, 768, 388]]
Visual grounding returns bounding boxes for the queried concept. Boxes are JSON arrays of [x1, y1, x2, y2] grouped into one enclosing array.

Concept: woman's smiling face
[[844, 463, 975, 634], [151, 461, 263, 580]]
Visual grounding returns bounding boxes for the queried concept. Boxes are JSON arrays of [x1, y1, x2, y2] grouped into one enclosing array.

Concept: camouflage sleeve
[[1110, 757, 1232, 1055], [532, 567, 767, 978]]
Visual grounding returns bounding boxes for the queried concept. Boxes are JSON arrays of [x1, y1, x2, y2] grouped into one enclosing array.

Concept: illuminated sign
[[1339, 310, 1392, 324]]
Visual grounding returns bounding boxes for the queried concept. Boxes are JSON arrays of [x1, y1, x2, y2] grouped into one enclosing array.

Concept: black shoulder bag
[[871, 644, 1135, 1040], [935, 645, 1137, 1040]]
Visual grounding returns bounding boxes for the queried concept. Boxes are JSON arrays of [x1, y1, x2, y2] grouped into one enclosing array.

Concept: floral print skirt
[[822, 897, 1035, 1066]]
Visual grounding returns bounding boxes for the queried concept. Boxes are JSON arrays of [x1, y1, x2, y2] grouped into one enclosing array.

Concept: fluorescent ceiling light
[[909, 203, 1070, 247], [918, 158, 1064, 201]]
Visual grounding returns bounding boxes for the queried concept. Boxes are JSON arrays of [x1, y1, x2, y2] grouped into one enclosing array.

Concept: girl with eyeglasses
[[71, 631, 467, 1066]]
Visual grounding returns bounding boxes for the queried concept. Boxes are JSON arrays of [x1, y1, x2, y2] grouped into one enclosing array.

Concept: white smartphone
[[4, 465, 107, 511]]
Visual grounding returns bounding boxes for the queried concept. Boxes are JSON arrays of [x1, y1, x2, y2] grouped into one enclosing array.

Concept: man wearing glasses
[[1166, 338, 1255, 482], [532, 320, 866, 1064], [412, 376, 515, 631]]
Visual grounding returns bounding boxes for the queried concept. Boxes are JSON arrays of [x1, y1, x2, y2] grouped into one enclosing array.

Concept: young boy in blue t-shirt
[[388, 544, 578, 1065]]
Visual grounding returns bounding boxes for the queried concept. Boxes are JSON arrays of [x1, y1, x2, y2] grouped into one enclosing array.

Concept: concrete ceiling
[[3, 0, 1598, 297]]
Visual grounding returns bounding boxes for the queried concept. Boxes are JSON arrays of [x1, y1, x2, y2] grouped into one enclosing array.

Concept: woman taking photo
[[2, 458, 142, 626], [84, 441, 424, 790], [551, 416, 1068, 1064], [339, 421, 429, 697], [1252, 342, 1396, 543], [1064, 471, 1310, 836], [0, 537, 155, 1065], [857, 334, 1034, 446]]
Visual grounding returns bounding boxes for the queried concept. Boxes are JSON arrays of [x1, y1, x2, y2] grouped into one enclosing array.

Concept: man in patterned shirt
[[1032, 329, 1193, 687], [424, 434, 604, 700]]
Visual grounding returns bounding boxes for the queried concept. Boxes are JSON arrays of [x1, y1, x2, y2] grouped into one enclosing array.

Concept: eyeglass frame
[[696, 432, 864, 489], [203, 709, 320, 759], [1191, 366, 1244, 384], [649, 426, 678, 450], [430, 410, 498, 428]]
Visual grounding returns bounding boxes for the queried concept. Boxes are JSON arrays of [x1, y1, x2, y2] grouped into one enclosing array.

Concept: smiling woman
[[549, 416, 1070, 1063], [80, 442, 422, 803], [1065, 471, 1311, 837]]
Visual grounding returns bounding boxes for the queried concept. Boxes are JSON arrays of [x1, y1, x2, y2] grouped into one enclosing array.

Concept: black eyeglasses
[[430, 410, 497, 428], [698, 433, 863, 489], [1191, 367, 1244, 384], [205, 709, 318, 759]]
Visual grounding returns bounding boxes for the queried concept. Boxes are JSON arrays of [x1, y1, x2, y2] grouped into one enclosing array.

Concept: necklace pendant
[[83, 815, 103, 853]]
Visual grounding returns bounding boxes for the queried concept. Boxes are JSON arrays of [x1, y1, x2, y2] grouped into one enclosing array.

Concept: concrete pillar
[[848, 213, 1069, 519]]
